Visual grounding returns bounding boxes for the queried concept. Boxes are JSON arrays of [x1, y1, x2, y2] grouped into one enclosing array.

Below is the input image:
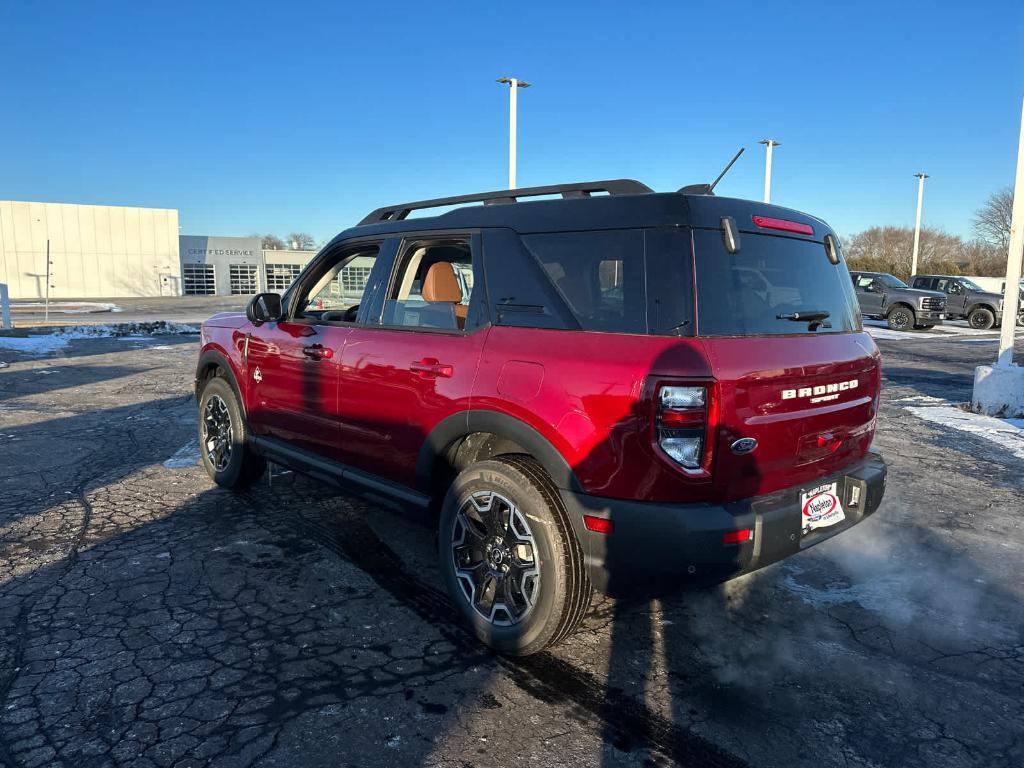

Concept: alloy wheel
[[451, 490, 540, 626], [891, 310, 911, 330], [202, 394, 233, 472]]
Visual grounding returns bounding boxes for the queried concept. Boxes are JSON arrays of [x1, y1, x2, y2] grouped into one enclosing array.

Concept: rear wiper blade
[[776, 310, 830, 322]]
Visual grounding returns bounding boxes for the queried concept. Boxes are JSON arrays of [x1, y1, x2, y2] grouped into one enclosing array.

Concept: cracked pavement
[[0, 332, 1021, 767]]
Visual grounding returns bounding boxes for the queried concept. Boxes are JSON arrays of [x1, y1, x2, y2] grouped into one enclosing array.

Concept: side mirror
[[247, 293, 283, 325]]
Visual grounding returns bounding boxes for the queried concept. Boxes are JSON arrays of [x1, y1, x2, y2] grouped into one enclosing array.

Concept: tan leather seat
[[423, 262, 468, 328]]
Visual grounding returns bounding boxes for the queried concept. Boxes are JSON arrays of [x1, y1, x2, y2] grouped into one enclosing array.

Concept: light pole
[[971, 96, 1024, 418], [911, 172, 929, 277], [759, 139, 780, 203], [496, 77, 531, 189]]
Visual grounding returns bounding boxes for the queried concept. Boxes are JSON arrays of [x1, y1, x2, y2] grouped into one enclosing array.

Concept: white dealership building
[[0, 199, 322, 299], [0, 200, 182, 299]]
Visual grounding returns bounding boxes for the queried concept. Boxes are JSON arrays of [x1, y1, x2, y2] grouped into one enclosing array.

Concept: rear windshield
[[693, 230, 861, 336]]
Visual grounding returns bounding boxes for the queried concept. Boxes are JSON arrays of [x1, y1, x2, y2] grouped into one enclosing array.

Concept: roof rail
[[357, 179, 654, 226]]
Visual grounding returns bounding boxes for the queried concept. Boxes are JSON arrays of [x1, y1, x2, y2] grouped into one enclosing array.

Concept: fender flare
[[195, 348, 247, 417], [416, 410, 582, 495], [965, 303, 997, 317]]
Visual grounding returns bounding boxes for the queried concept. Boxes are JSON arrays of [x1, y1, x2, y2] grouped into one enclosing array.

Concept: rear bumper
[[559, 452, 887, 596]]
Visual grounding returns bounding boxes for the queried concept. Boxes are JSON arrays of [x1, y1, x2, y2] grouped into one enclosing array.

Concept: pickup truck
[[849, 271, 946, 330]]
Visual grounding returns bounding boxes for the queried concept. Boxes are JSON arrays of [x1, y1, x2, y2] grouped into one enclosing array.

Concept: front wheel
[[1016, 308, 1024, 327], [197, 376, 266, 489], [968, 307, 996, 330], [887, 306, 915, 331], [439, 456, 592, 656]]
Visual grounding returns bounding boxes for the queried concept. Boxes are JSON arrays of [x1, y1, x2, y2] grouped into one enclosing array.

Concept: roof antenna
[[678, 147, 746, 195]]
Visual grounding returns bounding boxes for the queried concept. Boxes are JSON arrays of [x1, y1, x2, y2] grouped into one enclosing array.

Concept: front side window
[[383, 239, 475, 331], [293, 245, 380, 322]]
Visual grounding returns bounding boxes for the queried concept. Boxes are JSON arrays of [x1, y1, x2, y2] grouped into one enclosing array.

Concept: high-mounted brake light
[[752, 215, 814, 236], [656, 385, 711, 472]]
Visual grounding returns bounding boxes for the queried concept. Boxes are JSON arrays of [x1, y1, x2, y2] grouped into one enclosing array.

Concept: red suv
[[196, 180, 886, 655]]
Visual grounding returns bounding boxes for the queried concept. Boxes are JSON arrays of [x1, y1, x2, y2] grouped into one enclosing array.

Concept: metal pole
[[44, 239, 51, 324], [0, 283, 10, 330], [996, 98, 1024, 368], [759, 139, 779, 203], [912, 173, 928, 278], [508, 78, 518, 189]]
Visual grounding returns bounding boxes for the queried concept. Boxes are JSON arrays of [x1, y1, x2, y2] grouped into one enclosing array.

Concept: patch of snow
[[905, 403, 1024, 460], [12, 301, 121, 313], [0, 321, 198, 356], [163, 439, 200, 469], [0, 336, 70, 354]]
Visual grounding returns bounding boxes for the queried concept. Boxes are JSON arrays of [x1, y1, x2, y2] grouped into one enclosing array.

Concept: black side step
[[250, 436, 431, 511]]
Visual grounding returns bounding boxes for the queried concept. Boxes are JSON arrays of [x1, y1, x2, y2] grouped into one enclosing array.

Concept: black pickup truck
[[849, 271, 947, 331]]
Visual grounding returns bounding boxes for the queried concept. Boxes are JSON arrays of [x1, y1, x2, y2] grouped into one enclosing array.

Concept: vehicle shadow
[[0, 363, 155, 402]]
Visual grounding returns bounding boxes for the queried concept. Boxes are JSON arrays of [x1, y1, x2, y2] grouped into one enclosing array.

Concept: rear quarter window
[[520, 229, 693, 336], [693, 230, 861, 336]]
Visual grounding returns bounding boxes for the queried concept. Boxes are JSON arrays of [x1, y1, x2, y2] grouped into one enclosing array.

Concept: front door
[[245, 241, 385, 461], [854, 275, 885, 315], [337, 234, 488, 486], [936, 278, 967, 315]]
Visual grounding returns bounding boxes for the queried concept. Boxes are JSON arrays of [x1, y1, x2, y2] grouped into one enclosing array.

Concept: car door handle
[[410, 359, 453, 378], [302, 344, 333, 360]]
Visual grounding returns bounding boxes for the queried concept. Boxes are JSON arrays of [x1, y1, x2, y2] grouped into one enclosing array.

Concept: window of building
[[182, 263, 216, 295], [265, 263, 302, 292], [229, 264, 259, 295]]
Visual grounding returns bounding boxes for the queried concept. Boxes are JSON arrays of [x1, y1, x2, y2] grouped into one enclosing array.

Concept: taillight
[[657, 385, 709, 472]]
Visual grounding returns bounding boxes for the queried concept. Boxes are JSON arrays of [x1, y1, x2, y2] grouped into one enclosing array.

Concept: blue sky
[[1, 1, 1022, 243]]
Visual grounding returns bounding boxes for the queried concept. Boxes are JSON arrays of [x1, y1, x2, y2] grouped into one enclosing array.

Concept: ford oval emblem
[[731, 437, 758, 455]]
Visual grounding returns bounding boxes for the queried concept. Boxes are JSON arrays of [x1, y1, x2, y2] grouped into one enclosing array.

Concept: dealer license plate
[[800, 482, 846, 535]]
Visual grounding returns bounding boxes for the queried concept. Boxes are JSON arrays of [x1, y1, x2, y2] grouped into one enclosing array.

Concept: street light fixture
[[759, 139, 781, 203], [496, 77, 531, 189], [911, 172, 929, 278]]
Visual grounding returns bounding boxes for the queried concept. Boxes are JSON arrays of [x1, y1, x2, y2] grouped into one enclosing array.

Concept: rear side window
[[693, 230, 861, 336], [523, 230, 647, 334]]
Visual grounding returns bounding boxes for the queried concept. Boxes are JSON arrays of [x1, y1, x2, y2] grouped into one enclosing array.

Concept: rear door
[[336, 234, 488, 486], [691, 227, 879, 501]]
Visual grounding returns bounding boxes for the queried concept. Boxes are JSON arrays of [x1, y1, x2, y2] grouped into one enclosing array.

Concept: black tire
[[197, 376, 266, 489], [1017, 308, 1024, 328], [438, 455, 592, 656], [886, 305, 915, 331], [968, 307, 995, 330]]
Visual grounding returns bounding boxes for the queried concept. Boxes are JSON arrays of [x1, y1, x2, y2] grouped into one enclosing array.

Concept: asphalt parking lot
[[0, 329, 1022, 768]]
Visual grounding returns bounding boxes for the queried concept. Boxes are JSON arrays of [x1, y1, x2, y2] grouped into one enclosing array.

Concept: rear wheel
[[968, 307, 995, 330], [887, 306, 915, 331], [198, 376, 266, 489], [439, 456, 591, 656], [1016, 308, 1024, 327]]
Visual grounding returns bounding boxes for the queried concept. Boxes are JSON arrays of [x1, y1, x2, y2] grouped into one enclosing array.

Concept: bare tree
[[286, 232, 316, 250], [972, 187, 1013, 249], [253, 234, 285, 250]]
